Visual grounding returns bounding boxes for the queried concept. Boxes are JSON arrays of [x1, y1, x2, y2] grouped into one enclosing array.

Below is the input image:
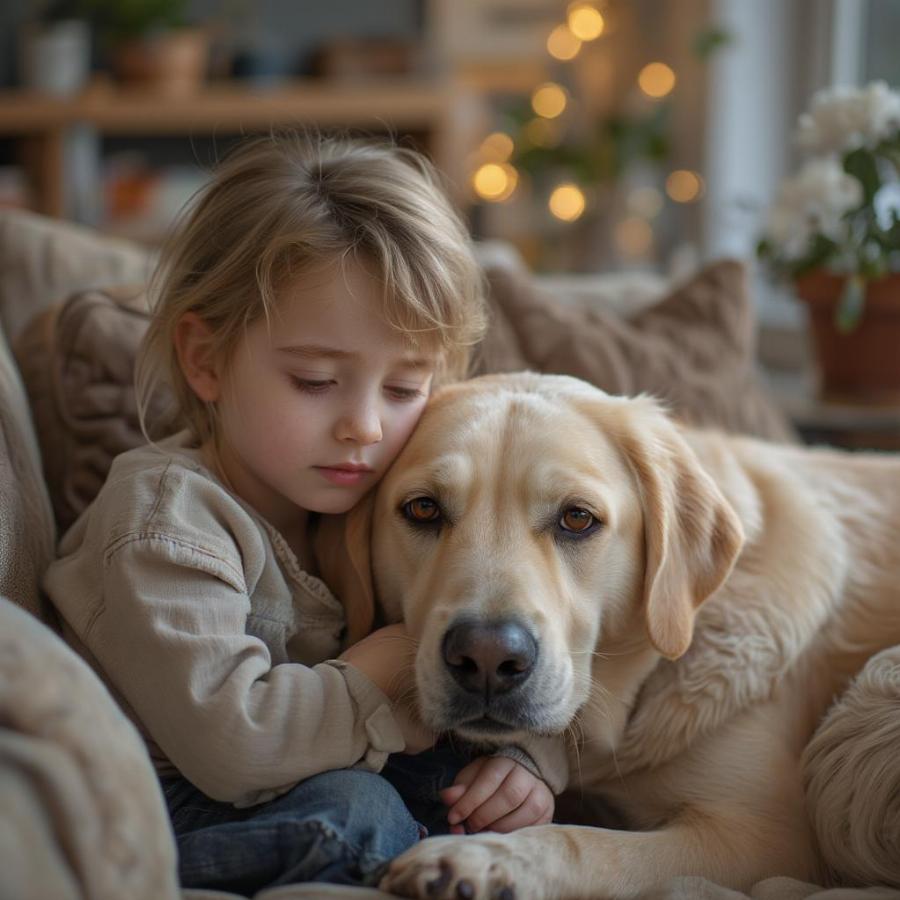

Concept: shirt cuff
[[325, 660, 406, 770], [492, 744, 541, 779], [492, 737, 570, 795]]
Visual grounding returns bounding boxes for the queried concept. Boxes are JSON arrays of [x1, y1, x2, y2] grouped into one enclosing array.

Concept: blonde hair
[[135, 131, 487, 444]]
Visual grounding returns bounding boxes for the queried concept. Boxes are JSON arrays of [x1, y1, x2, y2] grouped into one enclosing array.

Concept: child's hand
[[439, 756, 554, 834]]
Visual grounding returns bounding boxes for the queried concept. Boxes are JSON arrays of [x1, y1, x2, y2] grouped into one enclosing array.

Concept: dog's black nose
[[441, 618, 537, 696]]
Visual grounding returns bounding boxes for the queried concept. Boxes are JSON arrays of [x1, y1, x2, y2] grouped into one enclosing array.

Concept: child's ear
[[174, 312, 221, 403]]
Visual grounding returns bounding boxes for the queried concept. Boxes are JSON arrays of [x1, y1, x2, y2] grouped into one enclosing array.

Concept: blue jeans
[[161, 742, 473, 896]]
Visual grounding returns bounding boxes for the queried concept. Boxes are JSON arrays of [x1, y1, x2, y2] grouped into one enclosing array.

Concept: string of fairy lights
[[470, 1, 705, 258]]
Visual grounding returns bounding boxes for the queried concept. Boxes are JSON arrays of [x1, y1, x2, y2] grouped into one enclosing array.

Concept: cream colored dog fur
[[330, 372, 900, 900]]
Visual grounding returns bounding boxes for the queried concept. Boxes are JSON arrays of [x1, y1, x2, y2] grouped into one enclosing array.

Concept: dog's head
[[341, 373, 743, 745]]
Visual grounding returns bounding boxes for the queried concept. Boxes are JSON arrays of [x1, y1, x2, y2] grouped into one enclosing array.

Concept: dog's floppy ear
[[312, 494, 375, 645], [616, 399, 744, 659]]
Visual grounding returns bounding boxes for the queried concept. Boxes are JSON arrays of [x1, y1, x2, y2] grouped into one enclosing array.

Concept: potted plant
[[87, 0, 210, 95], [20, 1, 93, 96], [758, 80, 900, 404]]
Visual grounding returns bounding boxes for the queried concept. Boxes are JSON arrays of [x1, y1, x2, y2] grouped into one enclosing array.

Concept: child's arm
[[88, 542, 420, 806], [440, 755, 555, 834], [338, 623, 435, 754]]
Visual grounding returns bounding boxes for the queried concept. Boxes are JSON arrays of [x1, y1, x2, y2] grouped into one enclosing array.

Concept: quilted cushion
[[15, 286, 177, 533]]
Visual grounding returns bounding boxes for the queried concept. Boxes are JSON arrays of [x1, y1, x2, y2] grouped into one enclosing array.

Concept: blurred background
[[2, 0, 897, 258], [1, 0, 899, 443]]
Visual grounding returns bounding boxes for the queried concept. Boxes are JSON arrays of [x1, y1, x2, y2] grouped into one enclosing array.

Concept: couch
[[1, 208, 896, 900]]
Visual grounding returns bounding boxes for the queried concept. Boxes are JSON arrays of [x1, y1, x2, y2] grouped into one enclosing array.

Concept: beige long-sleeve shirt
[[44, 432, 407, 806], [44, 432, 567, 808]]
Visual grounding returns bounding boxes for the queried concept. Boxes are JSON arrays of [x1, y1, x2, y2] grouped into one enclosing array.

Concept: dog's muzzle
[[439, 616, 539, 736]]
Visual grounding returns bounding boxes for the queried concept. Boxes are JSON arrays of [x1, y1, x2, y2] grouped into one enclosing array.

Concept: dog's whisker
[[565, 722, 585, 791], [569, 647, 636, 661], [386, 672, 421, 707]]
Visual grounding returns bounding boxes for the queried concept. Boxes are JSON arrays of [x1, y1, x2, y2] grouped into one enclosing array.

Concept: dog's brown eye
[[559, 507, 596, 533], [402, 497, 441, 524]]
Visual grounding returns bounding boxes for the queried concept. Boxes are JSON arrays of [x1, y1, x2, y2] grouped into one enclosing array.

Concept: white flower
[[874, 182, 900, 230], [765, 157, 863, 259], [796, 81, 900, 154]]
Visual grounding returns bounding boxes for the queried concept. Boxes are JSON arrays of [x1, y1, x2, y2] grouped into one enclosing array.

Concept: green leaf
[[791, 233, 840, 277], [886, 210, 900, 251], [878, 144, 900, 175], [836, 275, 866, 333], [692, 26, 734, 60], [843, 148, 882, 206]]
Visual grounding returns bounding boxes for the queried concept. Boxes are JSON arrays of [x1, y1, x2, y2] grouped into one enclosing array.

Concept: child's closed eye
[[289, 376, 335, 394], [385, 385, 425, 402]]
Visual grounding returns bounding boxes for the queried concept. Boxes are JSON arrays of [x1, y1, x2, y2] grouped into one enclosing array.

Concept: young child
[[43, 133, 559, 896]]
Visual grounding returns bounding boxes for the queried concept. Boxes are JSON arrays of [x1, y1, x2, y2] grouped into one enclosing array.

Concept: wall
[[701, 0, 840, 347]]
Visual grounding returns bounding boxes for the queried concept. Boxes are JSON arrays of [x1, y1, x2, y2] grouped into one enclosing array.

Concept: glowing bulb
[[479, 131, 515, 162], [547, 23, 582, 61], [638, 62, 676, 99], [549, 183, 586, 221], [567, 3, 605, 41], [665, 170, 703, 203], [614, 216, 653, 258], [473, 163, 518, 202], [531, 82, 568, 119]]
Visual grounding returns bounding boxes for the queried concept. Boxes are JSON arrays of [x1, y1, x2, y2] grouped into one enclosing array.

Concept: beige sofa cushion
[[0, 597, 180, 900], [0, 321, 56, 624], [0, 209, 152, 344]]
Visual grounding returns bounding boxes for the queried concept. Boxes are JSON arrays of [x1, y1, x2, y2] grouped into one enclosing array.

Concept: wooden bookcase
[[0, 78, 488, 220]]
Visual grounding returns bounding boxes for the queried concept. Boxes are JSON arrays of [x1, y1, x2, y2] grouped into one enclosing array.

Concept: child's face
[[211, 260, 438, 531]]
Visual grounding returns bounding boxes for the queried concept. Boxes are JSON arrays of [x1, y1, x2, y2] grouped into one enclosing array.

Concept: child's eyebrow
[[277, 345, 434, 370], [392, 356, 435, 371], [277, 344, 353, 360]]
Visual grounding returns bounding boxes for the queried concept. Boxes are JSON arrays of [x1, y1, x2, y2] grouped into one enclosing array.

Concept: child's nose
[[335, 401, 382, 445]]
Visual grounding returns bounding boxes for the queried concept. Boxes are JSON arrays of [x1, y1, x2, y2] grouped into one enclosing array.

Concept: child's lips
[[315, 464, 374, 486]]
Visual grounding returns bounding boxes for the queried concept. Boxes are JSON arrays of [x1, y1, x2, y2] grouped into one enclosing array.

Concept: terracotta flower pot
[[111, 29, 209, 95], [794, 271, 900, 404]]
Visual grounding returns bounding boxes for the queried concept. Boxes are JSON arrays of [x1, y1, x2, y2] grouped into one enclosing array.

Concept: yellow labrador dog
[[330, 372, 900, 900]]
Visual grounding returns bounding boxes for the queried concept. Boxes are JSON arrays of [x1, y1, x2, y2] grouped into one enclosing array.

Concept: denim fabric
[[162, 742, 474, 896], [381, 739, 476, 837]]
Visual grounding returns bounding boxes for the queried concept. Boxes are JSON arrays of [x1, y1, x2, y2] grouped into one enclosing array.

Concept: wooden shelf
[[0, 79, 489, 218], [0, 80, 467, 132]]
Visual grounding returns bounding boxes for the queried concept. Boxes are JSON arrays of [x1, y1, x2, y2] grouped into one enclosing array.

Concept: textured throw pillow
[[14, 286, 175, 533], [476, 259, 796, 442]]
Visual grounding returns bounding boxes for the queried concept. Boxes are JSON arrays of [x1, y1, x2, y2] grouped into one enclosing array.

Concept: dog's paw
[[380, 834, 531, 900]]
